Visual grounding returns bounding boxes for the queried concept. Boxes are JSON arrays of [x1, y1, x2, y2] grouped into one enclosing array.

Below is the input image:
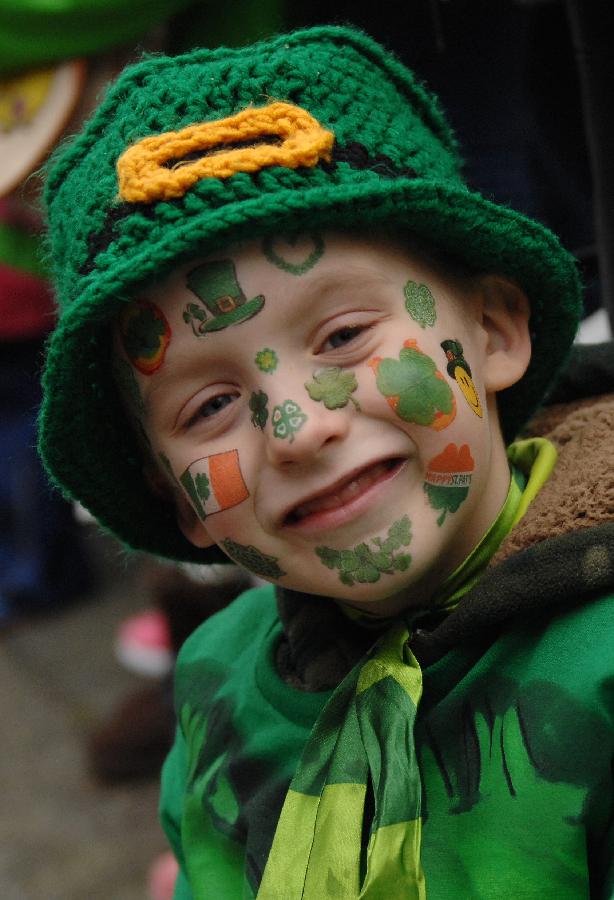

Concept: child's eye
[[186, 393, 236, 427], [322, 324, 367, 351]]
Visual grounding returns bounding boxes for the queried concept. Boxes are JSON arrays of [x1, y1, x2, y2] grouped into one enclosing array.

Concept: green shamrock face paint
[[221, 538, 286, 579], [369, 339, 456, 430], [255, 348, 279, 374], [249, 390, 269, 430], [305, 367, 360, 410], [404, 280, 437, 328], [183, 258, 264, 335], [316, 516, 412, 586], [272, 400, 307, 443], [262, 233, 325, 275]]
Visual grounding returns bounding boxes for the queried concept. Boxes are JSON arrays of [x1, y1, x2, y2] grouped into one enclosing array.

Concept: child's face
[[118, 233, 515, 615]]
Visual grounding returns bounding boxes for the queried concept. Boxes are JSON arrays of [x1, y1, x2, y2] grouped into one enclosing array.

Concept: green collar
[[433, 436, 558, 610]]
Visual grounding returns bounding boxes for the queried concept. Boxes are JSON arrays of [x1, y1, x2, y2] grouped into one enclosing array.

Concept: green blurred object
[[0, 0, 195, 75]]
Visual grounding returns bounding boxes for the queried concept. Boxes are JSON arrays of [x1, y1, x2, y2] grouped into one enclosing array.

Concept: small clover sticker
[[272, 399, 307, 443], [255, 348, 279, 374], [305, 367, 360, 410], [404, 280, 437, 328]]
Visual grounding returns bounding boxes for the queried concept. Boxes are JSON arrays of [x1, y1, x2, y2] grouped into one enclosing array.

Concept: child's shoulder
[[177, 582, 277, 670]]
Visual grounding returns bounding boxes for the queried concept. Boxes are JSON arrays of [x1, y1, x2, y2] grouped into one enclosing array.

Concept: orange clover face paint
[[179, 449, 249, 522], [118, 299, 171, 375], [423, 442, 475, 526], [368, 339, 456, 430]]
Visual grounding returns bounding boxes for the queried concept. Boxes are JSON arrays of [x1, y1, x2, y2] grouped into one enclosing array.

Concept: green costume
[[160, 381, 614, 898]]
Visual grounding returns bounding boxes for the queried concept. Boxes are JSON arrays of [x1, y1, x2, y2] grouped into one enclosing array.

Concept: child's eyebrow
[[296, 269, 394, 308]]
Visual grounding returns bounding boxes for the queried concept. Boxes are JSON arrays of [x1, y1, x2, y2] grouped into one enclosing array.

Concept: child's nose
[[264, 392, 351, 467]]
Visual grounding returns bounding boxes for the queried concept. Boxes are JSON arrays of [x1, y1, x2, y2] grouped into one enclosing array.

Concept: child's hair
[[38, 26, 582, 562]]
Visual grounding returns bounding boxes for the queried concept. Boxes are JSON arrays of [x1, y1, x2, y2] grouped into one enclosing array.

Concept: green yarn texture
[[38, 25, 582, 563]]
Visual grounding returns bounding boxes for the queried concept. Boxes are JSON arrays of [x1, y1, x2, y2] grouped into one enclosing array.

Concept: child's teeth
[[294, 462, 389, 520]]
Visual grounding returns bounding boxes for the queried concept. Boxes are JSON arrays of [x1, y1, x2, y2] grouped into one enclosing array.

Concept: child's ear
[[477, 275, 532, 392], [143, 461, 216, 549]]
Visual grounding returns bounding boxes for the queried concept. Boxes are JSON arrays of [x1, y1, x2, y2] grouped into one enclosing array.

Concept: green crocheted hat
[[39, 25, 582, 563]]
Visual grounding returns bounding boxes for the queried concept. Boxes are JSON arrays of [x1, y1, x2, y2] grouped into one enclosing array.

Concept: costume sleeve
[[159, 726, 193, 900]]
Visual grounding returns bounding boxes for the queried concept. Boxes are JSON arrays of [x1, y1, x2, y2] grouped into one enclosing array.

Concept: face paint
[[183, 258, 264, 335], [118, 299, 171, 375], [271, 399, 307, 443], [305, 367, 360, 410], [441, 339, 483, 417], [316, 516, 412, 586], [262, 232, 325, 275], [249, 390, 269, 430], [255, 347, 279, 374], [221, 538, 286, 579], [179, 449, 249, 521], [423, 443, 475, 526], [368, 339, 456, 430], [404, 279, 436, 328]]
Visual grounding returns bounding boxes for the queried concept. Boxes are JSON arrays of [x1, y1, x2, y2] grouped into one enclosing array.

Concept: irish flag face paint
[[179, 449, 249, 522]]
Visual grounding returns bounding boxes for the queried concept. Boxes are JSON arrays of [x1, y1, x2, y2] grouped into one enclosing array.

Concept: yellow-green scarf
[[258, 438, 556, 899]]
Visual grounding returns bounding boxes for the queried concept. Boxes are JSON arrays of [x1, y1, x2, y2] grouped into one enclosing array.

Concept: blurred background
[[1, 0, 611, 897]]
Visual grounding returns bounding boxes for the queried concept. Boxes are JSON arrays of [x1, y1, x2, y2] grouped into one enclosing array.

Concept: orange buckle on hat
[[116, 101, 335, 204]]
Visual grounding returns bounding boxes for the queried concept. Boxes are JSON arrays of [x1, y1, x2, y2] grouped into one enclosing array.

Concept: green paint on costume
[[271, 400, 307, 443], [305, 367, 360, 410], [371, 342, 454, 426], [249, 390, 269, 430], [262, 233, 325, 275], [221, 538, 286, 579], [316, 516, 412, 586], [255, 348, 279, 373], [404, 279, 437, 328], [183, 258, 264, 335], [209, 773, 240, 826]]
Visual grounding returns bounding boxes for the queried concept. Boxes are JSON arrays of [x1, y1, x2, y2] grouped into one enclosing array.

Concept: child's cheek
[[177, 448, 250, 523]]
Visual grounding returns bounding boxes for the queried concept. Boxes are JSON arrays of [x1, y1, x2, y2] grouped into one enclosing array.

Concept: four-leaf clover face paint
[[121, 233, 511, 612]]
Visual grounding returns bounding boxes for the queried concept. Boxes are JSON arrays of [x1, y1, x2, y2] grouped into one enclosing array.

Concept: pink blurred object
[[148, 850, 179, 900], [115, 608, 173, 677]]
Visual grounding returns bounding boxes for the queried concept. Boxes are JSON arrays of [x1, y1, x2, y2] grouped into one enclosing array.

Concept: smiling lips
[[287, 459, 400, 524]]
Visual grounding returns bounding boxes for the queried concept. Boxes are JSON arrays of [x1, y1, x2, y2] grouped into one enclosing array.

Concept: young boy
[[38, 26, 614, 900]]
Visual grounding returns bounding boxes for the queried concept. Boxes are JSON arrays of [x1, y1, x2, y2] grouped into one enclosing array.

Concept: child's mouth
[[285, 458, 403, 526]]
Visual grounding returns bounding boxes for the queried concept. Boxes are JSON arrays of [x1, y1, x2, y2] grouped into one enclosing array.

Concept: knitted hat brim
[[39, 173, 581, 563]]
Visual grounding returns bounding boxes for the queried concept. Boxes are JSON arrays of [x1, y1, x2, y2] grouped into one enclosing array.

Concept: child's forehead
[[137, 231, 469, 308]]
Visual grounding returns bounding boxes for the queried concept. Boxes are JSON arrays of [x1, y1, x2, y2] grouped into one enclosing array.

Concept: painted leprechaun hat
[[441, 340, 471, 377], [184, 258, 264, 334], [38, 25, 582, 562]]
